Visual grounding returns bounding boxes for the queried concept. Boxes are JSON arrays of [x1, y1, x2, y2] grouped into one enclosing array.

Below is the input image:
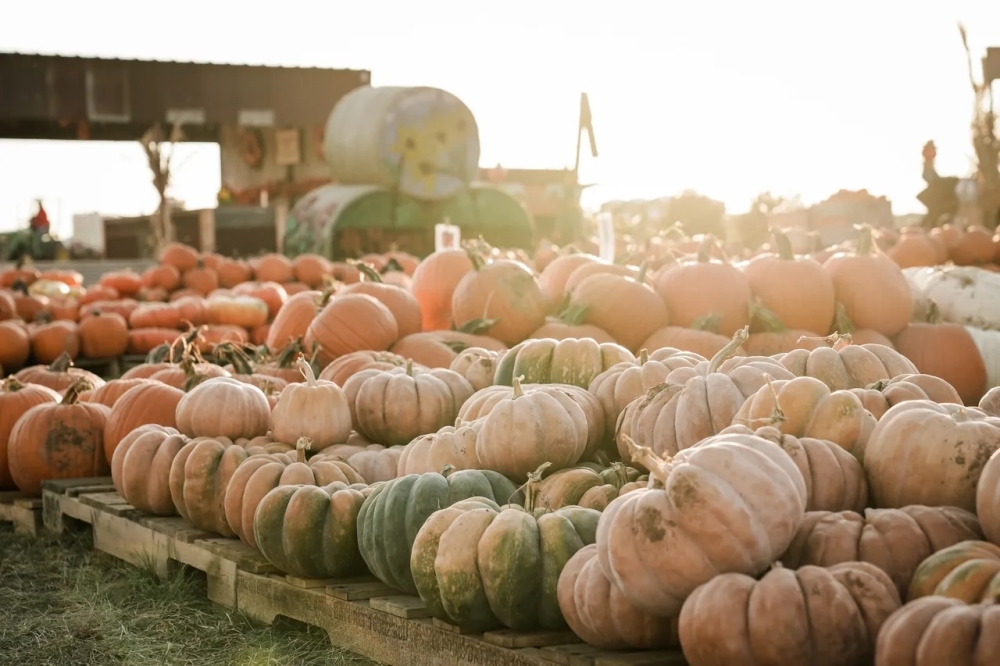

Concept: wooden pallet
[[40, 479, 688, 666], [0, 489, 42, 537], [74, 355, 124, 379]]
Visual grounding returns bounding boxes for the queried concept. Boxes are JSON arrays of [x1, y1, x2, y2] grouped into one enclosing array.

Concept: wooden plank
[[140, 516, 216, 543], [541, 644, 629, 666], [594, 652, 688, 666], [90, 510, 172, 579], [79, 492, 135, 517], [42, 489, 66, 533], [14, 498, 43, 510], [59, 495, 96, 525], [196, 538, 280, 574], [236, 571, 551, 666], [0, 498, 42, 537], [286, 575, 354, 589], [326, 580, 398, 601], [369, 595, 433, 619], [169, 538, 238, 609], [433, 617, 486, 635], [66, 484, 118, 498], [483, 630, 582, 650], [0, 490, 34, 503], [41, 477, 115, 494]]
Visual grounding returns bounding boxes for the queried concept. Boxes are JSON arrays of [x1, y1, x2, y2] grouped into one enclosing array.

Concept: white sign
[[435, 222, 461, 252], [166, 108, 206, 124], [72, 213, 105, 253], [597, 212, 615, 262], [238, 109, 276, 127], [275, 129, 301, 166]]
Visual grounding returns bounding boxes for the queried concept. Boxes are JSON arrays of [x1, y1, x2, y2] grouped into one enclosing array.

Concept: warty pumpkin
[[850, 373, 963, 419], [410, 486, 601, 632], [779, 336, 918, 391], [448, 347, 504, 392], [557, 544, 679, 650], [7, 380, 110, 494], [565, 267, 668, 352], [111, 424, 189, 515], [595, 434, 806, 616], [396, 419, 483, 476], [780, 506, 983, 597], [864, 401, 1000, 511], [270, 358, 351, 450], [175, 377, 272, 441], [102, 382, 185, 462], [253, 480, 370, 579], [450, 253, 548, 346], [874, 595, 1000, 665], [493, 337, 634, 389], [356, 467, 523, 595], [907, 540, 1000, 603], [678, 561, 900, 666], [0, 377, 61, 488], [305, 292, 399, 366]]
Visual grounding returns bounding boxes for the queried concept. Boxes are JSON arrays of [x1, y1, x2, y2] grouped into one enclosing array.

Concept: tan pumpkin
[[320, 442, 403, 483], [981, 386, 1000, 416], [450, 254, 548, 346], [111, 424, 189, 515], [779, 336, 918, 391], [977, 448, 1000, 546], [888, 227, 945, 268], [595, 434, 806, 616], [270, 358, 351, 450], [864, 401, 1000, 511], [907, 540, 1000, 602], [678, 561, 900, 666], [103, 382, 185, 462], [168, 436, 257, 535], [448, 347, 504, 392], [850, 373, 963, 420], [780, 506, 983, 596], [343, 361, 474, 447], [557, 544, 679, 650], [733, 375, 878, 461], [721, 424, 867, 512], [175, 377, 272, 440], [639, 325, 736, 358], [565, 267, 668, 352], [391, 330, 506, 368], [875, 595, 1000, 665], [319, 349, 410, 386], [396, 418, 483, 476], [533, 463, 645, 511]]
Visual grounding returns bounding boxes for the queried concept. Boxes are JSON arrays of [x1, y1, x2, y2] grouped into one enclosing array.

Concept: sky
[[1, 0, 999, 237]]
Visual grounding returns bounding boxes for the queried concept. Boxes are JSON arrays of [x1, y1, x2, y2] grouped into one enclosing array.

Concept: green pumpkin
[[254, 481, 370, 579], [410, 493, 600, 631], [535, 463, 645, 511], [493, 337, 634, 389], [356, 468, 523, 595]]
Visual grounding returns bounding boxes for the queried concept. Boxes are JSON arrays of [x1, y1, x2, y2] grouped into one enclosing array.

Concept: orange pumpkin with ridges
[[0, 377, 61, 488]]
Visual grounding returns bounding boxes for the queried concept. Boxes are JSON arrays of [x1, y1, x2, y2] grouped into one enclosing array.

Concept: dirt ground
[[0, 524, 377, 666]]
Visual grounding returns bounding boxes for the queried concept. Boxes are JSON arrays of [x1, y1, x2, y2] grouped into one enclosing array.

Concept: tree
[[959, 23, 1000, 229], [140, 122, 184, 255], [664, 190, 726, 238]]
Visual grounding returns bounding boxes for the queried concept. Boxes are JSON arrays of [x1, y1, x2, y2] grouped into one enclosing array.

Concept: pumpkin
[[493, 337, 633, 389], [475, 376, 589, 479], [588, 348, 704, 439], [180, 263, 219, 295], [780, 506, 983, 596], [448, 347, 504, 392], [175, 377, 271, 440], [149, 350, 230, 391], [340, 263, 422, 338], [205, 295, 268, 329], [981, 387, 1000, 416], [357, 467, 523, 594], [30, 320, 80, 363], [733, 375, 878, 461], [743, 229, 837, 334], [253, 480, 370, 579], [977, 448, 1000, 545], [904, 265, 1000, 332], [321, 442, 402, 483], [533, 463, 644, 511], [98, 269, 142, 296], [7, 380, 110, 494], [127, 328, 183, 355], [14, 352, 105, 394], [908, 540, 1000, 602], [528, 317, 617, 343], [640, 325, 736, 359], [0, 378, 61, 488], [111, 424, 189, 515], [875, 595, 1000, 664], [214, 258, 253, 289], [168, 436, 255, 535], [102, 382, 185, 462], [864, 401, 1000, 511], [159, 242, 199, 272], [291, 253, 331, 287], [319, 349, 409, 386], [0, 320, 31, 370], [558, 544, 678, 650], [409, 249, 475, 331], [595, 434, 806, 616], [678, 561, 900, 666], [410, 485, 600, 631], [894, 322, 989, 406], [397, 419, 483, 476], [888, 228, 945, 268], [270, 358, 351, 450], [225, 438, 365, 548], [78, 311, 129, 358], [264, 289, 326, 351], [391, 331, 506, 368], [0, 290, 15, 320], [615, 329, 793, 462], [141, 263, 181, 291], [951, 225, 996, 266], [565, 268, 668, 352], [537, 254, 602, 309], [824, 225, 913, 336], [743, 329, 826, 356], [563, 262, 642, 295], [305, 293, 398, 365], [232, 281, 288, 320], [779, 336, 918, 391], [329, 261, 361, 284], [721, 424, 867, 512], [253, 253, 294, 284], [80, 378, 154, 408], [850, 374, 964, 420], [450, 254, 548, 346]]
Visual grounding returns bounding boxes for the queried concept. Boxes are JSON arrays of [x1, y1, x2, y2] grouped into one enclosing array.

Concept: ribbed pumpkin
[[537, 253, 602, 309], [533, 463, 646, 511], [448, 347, 504, 392], [396, 419, 483, 476], [340, 263, 422, 338], [318, 349, 409, 386], [111, 424, 189, 515], [779, 337, 918, 391], [81, 377, 155, 408], [410, 487, 600, 631], [78, 311, 129, 358], [103, 382, 185, 462], [319, 441, 402, 483], [981, 386, 1000, 416], [864, 401, 1000, 511], [254, 480, 371, 579], [780, 506, 983, 596], [356, 468, 523, 595], [305, 293, 399, 365], [875, 595, 1000, 665], [978, 448, 1000, 545], [7, 380, 111, 494], [175, 377, 271, 440], [493, 337, 633, 389], [409, 249, 475, 331], [893, 322, 989, 405], [450, 254, 548, 346], [391, 330, 506, 368], [528, 317, 616, 343], [0, 378, 61, 488], [565, 268, 667, 352], [908, 540, 1000, 602], [0, 320, 31, 371], [270, 358, 351, 450], [679, 561, 900, 666], [640, 325, 737, 359], [850, 373, 963, 420]]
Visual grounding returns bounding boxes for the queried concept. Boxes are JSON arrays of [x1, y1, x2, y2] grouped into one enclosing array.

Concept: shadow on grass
[[0, 524, 378, 666]]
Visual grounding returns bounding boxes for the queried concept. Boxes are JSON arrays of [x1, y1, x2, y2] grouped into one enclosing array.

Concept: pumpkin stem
[[636, 261, 649, 284], [512, 375, 525, 398], [405, 359, 414, 377], [926, 301, 943, 325], [854, 225, 874, 256], [832, 303, 857, 335], [49, 352, 72, 373], [2, 377, 26, 392], [521, 462, 552, 513], [748, 300, 787, 333], [464, 247, 487, 271], [608, 461, 628, 490], [559, 304, 589, 327], [866, 379, 890, 392], [638, 349, 649, 365], [696, 237, 716, 263], [621, 435, 672, 484], [275, 338, 305, 369], [440, 463, 455, 477], [691, 313, 722, 333], [297, 356, 318, 385], [295, 437, 312, 463], [353, 261, 385, 284], [772, 228, 795, 260], [62, 378, 92, 404], [708, 327, 749, 374]]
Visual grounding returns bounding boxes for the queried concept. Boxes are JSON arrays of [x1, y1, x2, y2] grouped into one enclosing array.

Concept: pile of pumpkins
[[2, 227, 1000, 664]]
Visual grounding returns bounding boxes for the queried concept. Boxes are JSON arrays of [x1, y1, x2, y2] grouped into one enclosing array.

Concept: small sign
[[238, 109, 275, 127], [166, 108, 206, 124], [435, 222, 461, 252], [597, 212, 615, 262], [275, 129, 301, 166]]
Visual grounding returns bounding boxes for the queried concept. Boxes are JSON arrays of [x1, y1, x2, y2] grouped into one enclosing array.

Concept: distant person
[[29, 200, 50, 236]]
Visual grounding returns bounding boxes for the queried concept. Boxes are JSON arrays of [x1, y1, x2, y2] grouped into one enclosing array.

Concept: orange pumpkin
[[181, 262, 219, 295], [330, 261, 361, 284], [391, 331, 506, 368], [566, 267, 668, 352], [253, 253, 294, 284], [410, 250, 475, 331], [450, 254, 548, 346], [80, 298, 138, 322], [0, 320, 31, 371], [111, 424, 189, 516], [887, 227, 945, 268], [39, 269, 83, 288], [102, 381, 185, 462], [536, 253, 602, 309], [894, 322, 988, 405], [564, 262, 642, 295], [265, 289, 327, 351], [141, 263, 181, 291], [80, 377, 155, 408], [305, 293, 399, 365], [232, 281, 287, 319], [319, 350, 409, 386], [127, 328, 183, 355], [205, 295, 268, 329], [99, 269, 143, 296], [7, 380, 111, 494], [291, 253, 331, 287], [78, 284, 120, 305], [340, 264, 422, 338], [175, 377, 271, 439], [14, 351, 104, 393], [215, 257, 253, 289], [159, 242, 199, 273], [129, 302, 183, 330], [640, 325, 736, 358], [951, 225, 996, 266], [851, 373, 963, 419], [0, 289, 16, 320], [78, 310, 129, 358], [0, 378, 61, 488], [0, 261, 39, 288], [383, 250, 420, 275]]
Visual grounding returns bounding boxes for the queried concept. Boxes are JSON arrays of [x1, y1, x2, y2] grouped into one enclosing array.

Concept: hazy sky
[[1, 0, 999, 236]]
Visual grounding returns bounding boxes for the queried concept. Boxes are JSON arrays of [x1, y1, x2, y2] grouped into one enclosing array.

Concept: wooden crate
[[39, 478, 689, 666], [0, 489, 42, 537]]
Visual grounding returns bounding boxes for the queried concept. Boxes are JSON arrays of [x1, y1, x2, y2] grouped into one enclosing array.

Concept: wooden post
[[274, 197, 290, 254], [198, 208, 216, 253]]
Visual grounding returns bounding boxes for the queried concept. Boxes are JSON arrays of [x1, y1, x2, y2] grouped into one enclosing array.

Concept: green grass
[[0, 524, 378, 666]]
